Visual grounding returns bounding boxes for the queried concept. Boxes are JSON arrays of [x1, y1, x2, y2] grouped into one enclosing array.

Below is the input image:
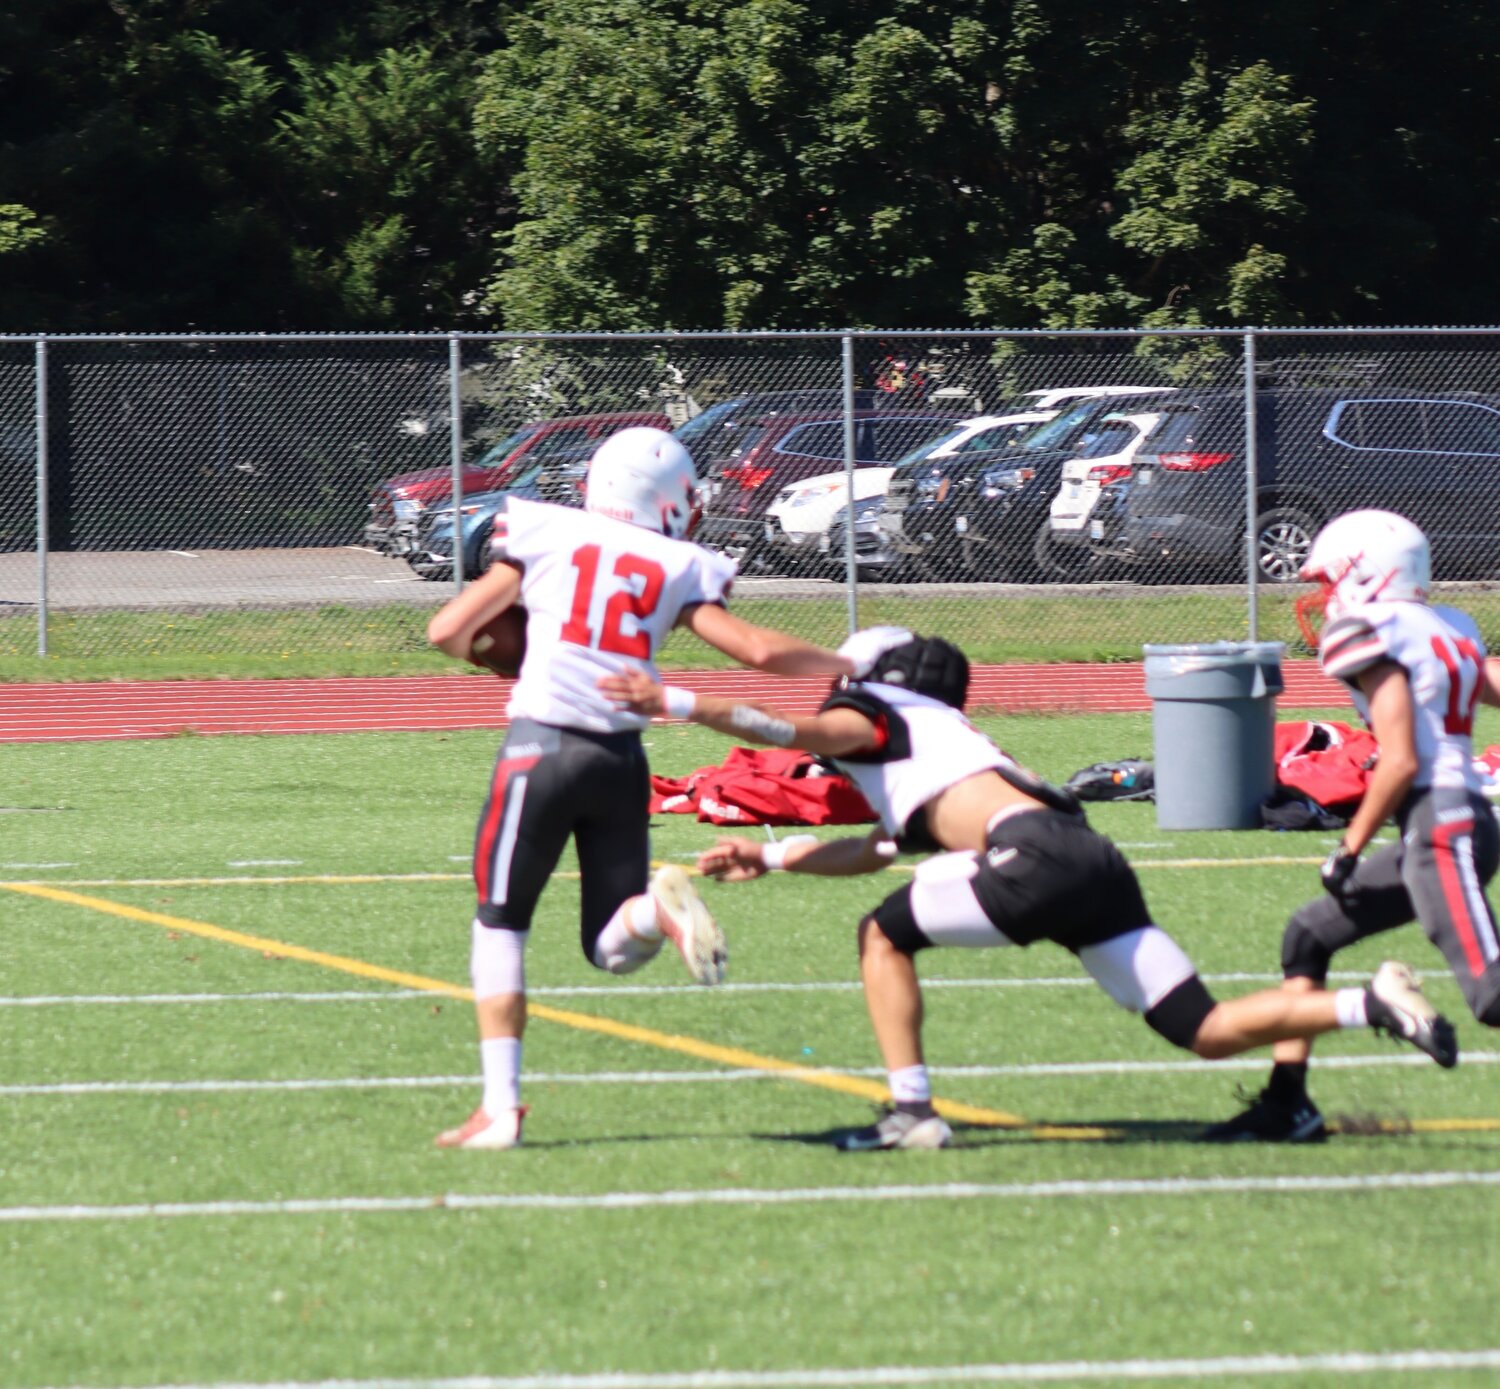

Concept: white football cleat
[[838, 1108, 954, 1152], [1365, 961, 1458, 1068], [435, 1104, 529, 1150], [651, 865, 728, 985]]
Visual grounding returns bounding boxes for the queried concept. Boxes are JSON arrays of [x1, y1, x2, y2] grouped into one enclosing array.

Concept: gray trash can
[[1142, 642, 1286, 830]]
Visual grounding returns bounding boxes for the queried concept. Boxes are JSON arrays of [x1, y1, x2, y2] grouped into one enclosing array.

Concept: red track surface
[[0, 662, 1346, 743]]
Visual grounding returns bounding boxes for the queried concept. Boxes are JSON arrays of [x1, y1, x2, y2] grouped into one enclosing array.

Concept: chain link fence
[[3, 329, 1500, 673]]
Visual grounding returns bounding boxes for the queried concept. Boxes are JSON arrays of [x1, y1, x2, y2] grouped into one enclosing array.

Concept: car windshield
[[1018, 400, 1111, 453], [891, 424, 970, 469], [673, 398, 743, 446], [473, 423, 542, 466], [951, 420, 1035, 453]]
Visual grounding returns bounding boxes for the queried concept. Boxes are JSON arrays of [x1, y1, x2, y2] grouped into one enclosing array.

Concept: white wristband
[[661, 686, 698, 720], [761, 835, 817, 871]]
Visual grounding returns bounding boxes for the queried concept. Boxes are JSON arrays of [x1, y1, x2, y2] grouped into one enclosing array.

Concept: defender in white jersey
[[603, 628, 1453, 1150], [1208, 509, 1500, 1143], [427, 427, 852, 1150]]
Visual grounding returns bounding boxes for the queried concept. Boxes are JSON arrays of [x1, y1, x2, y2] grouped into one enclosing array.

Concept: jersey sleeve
[[679, 544, 735, 608], [494, 497, 552, 570], [1319, 613, 1393, 683]]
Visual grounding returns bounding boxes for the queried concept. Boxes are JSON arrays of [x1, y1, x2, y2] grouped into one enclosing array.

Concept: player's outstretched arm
[[427, 562, 523, 661], [678, 602, 853, 677], [599, 667, 877, 758], [699, 830, 893, 880]]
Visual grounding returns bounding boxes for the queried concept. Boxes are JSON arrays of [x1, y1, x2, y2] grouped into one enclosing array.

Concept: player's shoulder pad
[[819, 681, 909, 762], [1319, 611, 1391, 682], [1433, 604, 1487, 654]]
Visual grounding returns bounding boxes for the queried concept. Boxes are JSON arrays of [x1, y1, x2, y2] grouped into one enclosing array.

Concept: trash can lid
[[1143, 641, 1286, 666]]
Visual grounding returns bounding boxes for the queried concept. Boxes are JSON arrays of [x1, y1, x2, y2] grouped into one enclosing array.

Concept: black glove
[[1320, 843, 1359, 899]]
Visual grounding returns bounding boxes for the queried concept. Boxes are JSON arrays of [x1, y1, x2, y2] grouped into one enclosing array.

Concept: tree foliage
[[1, 1, 1498, 330]]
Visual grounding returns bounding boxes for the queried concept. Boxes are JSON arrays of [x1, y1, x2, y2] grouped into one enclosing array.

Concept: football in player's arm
[[1206, 509, 1500, 1144], [602, 627, 1456, 1152], [428, 426, 853, 1152]]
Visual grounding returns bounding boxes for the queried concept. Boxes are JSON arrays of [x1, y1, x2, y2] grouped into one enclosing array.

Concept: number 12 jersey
[[495, 498, 736, 733], [1320, 600, 1488, 794]]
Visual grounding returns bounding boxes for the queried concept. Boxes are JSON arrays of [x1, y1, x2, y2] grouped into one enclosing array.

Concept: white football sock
[[480, 1036, 522, 1116], [889, 1064, 932, 1105], [592, 895, 665, 974], [470, 918, 527, 997], [1335, 987, 1369, 1029]]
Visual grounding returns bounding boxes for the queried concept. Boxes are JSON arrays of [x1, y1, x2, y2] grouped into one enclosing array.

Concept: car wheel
[[1031, 523, 1101, 581], [1255, 506, 1317, 584]]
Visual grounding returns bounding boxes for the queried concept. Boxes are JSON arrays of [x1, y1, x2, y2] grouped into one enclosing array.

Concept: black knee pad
[[1145, 975, 1217, 1051], [1281, 905, 1334, 982]]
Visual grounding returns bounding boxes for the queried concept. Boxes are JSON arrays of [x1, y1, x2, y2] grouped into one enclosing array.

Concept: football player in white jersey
[[1207, 509, 1500, 1142], [602, 628, 1454, 1150], [427, 426, 853, 1150]]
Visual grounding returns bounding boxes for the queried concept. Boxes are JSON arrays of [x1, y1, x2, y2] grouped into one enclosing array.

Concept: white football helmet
[[1295, 509, 1431, 644], [584, 427, 700, 539]]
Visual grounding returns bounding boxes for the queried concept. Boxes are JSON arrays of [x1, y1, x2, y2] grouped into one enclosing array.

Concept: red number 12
[[560, 544, 666, 658], [1431, 634, 1483, 735]]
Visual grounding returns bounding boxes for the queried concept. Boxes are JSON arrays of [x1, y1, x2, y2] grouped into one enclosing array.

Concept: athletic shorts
[[472, 717, 650, 957], [867, 808, 1207, 1031], [1286, 786, 1500, 1020]]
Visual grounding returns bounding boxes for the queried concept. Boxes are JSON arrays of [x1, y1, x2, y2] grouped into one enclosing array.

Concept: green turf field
[[4, 711, 1500, 1388]]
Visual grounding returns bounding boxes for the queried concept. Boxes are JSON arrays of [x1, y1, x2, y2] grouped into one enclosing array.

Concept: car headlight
[[979, 466, 1036, 497], [392, 497, 425, 520], [850, 495, 884, 521]]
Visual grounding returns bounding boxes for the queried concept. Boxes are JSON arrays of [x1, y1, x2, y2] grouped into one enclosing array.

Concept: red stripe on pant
[[474, 755, 541, 904], [1433, 815, 1487, 976]]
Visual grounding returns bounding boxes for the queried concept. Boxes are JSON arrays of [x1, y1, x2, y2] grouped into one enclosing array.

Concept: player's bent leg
[[592, 894, 666, 974]]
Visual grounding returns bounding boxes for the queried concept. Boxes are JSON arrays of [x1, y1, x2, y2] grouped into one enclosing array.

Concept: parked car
[[404, 462, 556, 581], [670, 389, 883, 477], [880, 390, 1177, 579], [700, 409, 962, 568], [1041, 410, 1168, 576], [364, 410, 668, 556], [1121, 389, 1500, 583], [764, 413, 1051, 576]]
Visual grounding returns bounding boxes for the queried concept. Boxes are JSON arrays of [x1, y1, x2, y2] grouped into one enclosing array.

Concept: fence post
[[34, 337, 48, 658], [1242, 329, 1259, 643], [841, 333, 858, 637], [449, 335, 466, 592]]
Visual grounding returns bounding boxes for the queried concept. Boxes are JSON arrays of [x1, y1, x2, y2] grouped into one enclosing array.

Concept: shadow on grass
[[754, 1112, 1472, 1149]]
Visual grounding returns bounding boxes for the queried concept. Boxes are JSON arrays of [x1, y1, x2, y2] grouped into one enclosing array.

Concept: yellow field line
[[0, 881, 1048, 1133]]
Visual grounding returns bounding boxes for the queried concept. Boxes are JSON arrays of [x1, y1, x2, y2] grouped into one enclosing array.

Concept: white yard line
[[6, 1052, 1497, 1098], [7, 1170, 1500, 1226], [33, 1349, 1500, 1388], [0, 973, 1376, 1007], [0, 855, 1329, 892]]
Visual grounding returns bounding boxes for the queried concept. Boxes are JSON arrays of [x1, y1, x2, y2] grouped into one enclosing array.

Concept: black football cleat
[[1201, 1086, 1327, 1143]]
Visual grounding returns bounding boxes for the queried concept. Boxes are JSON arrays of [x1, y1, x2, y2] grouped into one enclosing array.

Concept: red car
[[364, 410, 669, 555]]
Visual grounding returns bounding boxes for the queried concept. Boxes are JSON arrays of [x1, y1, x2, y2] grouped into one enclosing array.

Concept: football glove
[[1320, 843, 1359, 899]]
